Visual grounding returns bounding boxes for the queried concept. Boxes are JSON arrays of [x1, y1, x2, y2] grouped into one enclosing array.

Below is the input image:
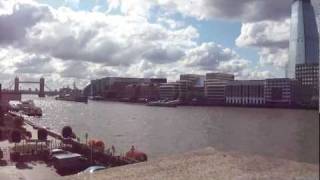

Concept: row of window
[[226, 99, 265, 105]]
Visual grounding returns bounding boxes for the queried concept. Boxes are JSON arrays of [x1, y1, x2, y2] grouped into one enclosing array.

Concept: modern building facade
[[265, 78, 300, 105], [159, 80, 194, 101], [311, 0, 320, 112], [122, 83, 160, 102], [296, 64, 319, 86], [295, 64, 319, 105], [138, 84, 160, 101], [180, 74, 205, 87], [287, 0, 319, 78], [85, 77, 166, 98], [205, 73, 234, 104], [159, 82, 179, 100], [176, 80, 193, 101], [225, 80, 265, 106], [179, 74, 205, 102]]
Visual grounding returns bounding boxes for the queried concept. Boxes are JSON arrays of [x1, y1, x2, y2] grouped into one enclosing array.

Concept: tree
[[62, 126, 73, 138], [11, 130, 21, 143], [38, 129, 48, 141], [25, 131, 32, 139]]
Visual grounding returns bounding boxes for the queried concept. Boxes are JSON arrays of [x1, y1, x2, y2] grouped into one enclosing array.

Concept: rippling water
[[23, 95, 319, 163]]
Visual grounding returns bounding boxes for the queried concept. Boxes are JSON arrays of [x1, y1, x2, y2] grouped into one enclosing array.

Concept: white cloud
[[258, 48, 288, 68], [241, 69, 273, 80], [0, 0, 287, 89], [106, 0, 292, 22], [15, 6, 198, 67], [217, 59, 250, 76], [236, 19, 290, 49], [235, 19, 290, 70], [106, 0, 154, 17], [14, 55, 58, 74], [184, 42, 246, 70]]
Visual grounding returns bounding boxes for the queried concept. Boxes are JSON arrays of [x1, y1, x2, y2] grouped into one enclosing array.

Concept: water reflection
[[23, 95, 319, 163]]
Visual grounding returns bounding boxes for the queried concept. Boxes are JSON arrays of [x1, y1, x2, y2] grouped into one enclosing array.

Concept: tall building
[[287, 0, 319, 78], [204, 73, 234, 104], [311, 0, 320, 113]]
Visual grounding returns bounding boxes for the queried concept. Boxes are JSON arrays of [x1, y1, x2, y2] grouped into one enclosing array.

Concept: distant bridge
[[4, 77, 59, 97]]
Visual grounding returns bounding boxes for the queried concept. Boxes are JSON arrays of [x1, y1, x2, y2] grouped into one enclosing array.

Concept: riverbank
[[70, 147, 319, 180], [90, 98, 319, 110], [0, 122, 64, 180]]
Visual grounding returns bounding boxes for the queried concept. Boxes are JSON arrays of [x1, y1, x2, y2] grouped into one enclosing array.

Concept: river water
[[23, 95, 319, 164]]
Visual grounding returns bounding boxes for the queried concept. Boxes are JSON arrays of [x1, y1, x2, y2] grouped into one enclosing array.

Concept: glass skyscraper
[[287, 0, 319, 78]]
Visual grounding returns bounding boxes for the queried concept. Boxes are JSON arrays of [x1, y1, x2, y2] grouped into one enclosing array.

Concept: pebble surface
[[69, 147, 319, 180]]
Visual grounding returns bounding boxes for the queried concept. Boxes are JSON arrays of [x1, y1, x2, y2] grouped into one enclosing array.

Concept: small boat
[[8, 101, 20, 112], [125, 146, 148, 162]]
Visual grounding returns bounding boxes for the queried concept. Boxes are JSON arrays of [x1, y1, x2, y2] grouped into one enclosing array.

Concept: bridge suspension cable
[[7, 80, 14, 90], [45, 84, 53, 92]]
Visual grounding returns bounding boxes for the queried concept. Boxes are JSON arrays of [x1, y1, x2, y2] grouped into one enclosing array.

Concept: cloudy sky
[[0, 0, 319, 90]]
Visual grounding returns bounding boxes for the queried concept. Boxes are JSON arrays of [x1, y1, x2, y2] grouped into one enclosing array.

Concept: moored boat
[[147, 100, 180, 107], [9, 100, 42, 116]]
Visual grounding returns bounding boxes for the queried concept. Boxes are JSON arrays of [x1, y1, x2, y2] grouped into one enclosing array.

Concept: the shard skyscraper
[[287, 0, 319, 78]]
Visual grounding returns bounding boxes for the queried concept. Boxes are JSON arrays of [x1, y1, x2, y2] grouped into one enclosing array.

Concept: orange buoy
[[88, 139, 105, 152], [95, 140, 104, 147]]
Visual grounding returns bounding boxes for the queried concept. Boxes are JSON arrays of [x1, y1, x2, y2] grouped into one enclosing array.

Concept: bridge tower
[[39, 77, 45, 97], [14, 77, 19, 93]]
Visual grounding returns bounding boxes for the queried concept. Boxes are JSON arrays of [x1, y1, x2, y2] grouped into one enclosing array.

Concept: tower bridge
[[2, 77, 58, 98], [14, 77, 45, 97]]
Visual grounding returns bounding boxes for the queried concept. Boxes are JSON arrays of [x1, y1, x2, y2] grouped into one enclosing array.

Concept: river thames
[[23, 95, 319, 164]]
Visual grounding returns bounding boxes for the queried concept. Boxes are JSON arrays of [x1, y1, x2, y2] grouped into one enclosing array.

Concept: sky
[[0, 0, 319, 90]]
